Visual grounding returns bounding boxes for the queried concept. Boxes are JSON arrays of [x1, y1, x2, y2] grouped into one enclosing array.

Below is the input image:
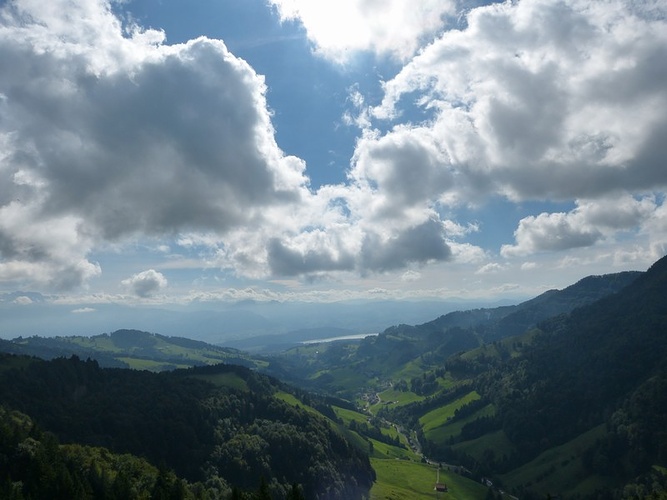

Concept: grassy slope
[[452, 430, 515, 462], [425, 405, 496, 444], [331, 401, 490, 498], [370, 459, 488, 500], [420, 391, 481, 433], [501, 424, 613, 496], [116, 357, 191, 371], [333, 405, 369, 426], [13, 333, 268, 372]]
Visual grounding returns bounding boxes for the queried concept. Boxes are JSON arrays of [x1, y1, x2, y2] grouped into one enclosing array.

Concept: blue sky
[[1, 0, 666, 331]]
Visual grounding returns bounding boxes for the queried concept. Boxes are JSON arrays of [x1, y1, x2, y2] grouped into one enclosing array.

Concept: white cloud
[[12, 296, 33, 305], [3, 29, 308, 238], [501, 211, 603, 257], [372, 0, 667, 203], [359, 218, 452, 272], [0, 200, 100, 289], [401, 270, 422, 282], [0, 0, 309, 289], [350, 126, 453, 219], [121, 269, 168, 298], [501, 195, 660, 257], [72, 307, 95, 313], [268, 0, 456, 63], [476, 263, 504, 274], [1, 0, 463, 286]]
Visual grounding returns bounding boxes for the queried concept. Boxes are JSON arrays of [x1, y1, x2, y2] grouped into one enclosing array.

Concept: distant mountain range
[[0, 295, 503, 344]]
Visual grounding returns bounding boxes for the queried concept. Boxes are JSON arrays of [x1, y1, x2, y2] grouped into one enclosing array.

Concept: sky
[[1, 0, 667, 333]]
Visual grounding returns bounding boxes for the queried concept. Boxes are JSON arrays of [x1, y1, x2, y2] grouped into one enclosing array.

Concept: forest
[[0, 356, 373, 499]]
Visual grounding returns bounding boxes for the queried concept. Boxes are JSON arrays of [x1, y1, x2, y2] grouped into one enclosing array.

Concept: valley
[[1, 259, 667, 498]]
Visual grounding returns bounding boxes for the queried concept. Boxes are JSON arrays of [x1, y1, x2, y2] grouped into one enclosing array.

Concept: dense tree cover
[[0, 356, 374, 499], [458, 259, 667, 495], [0, 405, 221, 499], [476, 258, 667, 463], [347, 418, 403, 449]]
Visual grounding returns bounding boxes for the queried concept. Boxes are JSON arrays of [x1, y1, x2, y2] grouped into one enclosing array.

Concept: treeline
[[0, 354, 374, 499], [348, 419, 403, 449], [0, 405, 219, 499]]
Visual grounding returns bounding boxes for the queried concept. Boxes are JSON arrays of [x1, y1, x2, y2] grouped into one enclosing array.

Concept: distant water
[[301, 333, 379, 344]]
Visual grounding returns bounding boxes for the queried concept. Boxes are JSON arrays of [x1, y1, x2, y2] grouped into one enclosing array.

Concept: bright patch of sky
[[1, 0, 667, 328]]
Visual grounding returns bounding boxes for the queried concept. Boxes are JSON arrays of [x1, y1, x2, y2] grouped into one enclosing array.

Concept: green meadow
[[370, 458, 488, 500], [419, 391, 481, 433]]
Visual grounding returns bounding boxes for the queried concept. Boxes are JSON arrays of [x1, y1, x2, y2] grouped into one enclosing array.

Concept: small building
[[434, 482, 448, 492], [434, 468, 448, 492]]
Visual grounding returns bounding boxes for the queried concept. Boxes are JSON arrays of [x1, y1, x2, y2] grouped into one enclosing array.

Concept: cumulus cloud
[[268, 0, 456, 62], [372, 0, 667, 203], [0, 201, 100, 289], [501, 211, 604, 257], [267, 236, 356, 277], [1, 7, 308, 238], [360, 218, 452, 272], [501, 195, 659, 257], [350, 126, 453, 219], [476, 263, 504, 274], [401, 270, 422, 282], [264, 216, 454, 277], [121, 269, 168, 298], [0, 0, 309, 289], [1, 0, 460, 287]]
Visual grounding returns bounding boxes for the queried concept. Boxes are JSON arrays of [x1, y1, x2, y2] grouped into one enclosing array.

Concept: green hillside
[[0, 354, 374, 499], [370, 459, 487, 500], [380, 258, 667, 498], [266, 261, 667, 498], [2, 329, 266, 371]]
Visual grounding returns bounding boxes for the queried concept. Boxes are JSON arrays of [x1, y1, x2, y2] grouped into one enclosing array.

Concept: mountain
[[0, 354, 374, 499], [1, 329, 264, 371], [377, 259, 667, 498], [392, 269, 642, 345], [471, 257, 667, 486], [260, 262, 667, 497], [271, 270, 641, 395]]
